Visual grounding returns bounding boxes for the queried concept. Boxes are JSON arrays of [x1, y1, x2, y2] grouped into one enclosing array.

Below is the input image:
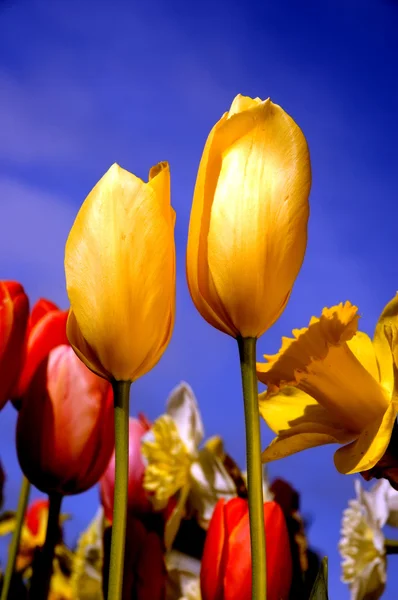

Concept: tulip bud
[[11, 298, 68, 402], [186, 94, 311, 338], [16, 345, 114, 495], [100, 416, 153, 521], [65, 162, 176, 382], [200, 498, 292, 600], [0, 281, 29, 409]]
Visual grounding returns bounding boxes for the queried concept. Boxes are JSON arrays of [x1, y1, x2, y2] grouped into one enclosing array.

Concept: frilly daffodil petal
[[166, 382, 204, 456], [258, 302, 388, 432], [260, 386, 356, 462], [334, 401, 398, 474], [259, 386, 356, 439], [262, 430, 352, 463], [373, 293, 398, 397], [65, 162, 175, 382], [257, 302, 359, 390]]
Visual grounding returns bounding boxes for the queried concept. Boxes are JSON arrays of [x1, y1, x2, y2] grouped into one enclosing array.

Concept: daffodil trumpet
[[257, 295, 398, 477], [239, 337, 267, 600], [29, 493, 63, 600], [0, 476, 31, 600]]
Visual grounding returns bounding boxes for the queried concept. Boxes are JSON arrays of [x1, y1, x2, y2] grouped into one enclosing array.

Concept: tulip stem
[[107, 380, 131, 600], [0, 475, 30, 600], [29, 492, 62, 600], [238, 336, 266, 600]]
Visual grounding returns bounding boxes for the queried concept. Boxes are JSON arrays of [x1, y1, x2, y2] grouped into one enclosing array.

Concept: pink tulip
[[100, 416, 153, 521]]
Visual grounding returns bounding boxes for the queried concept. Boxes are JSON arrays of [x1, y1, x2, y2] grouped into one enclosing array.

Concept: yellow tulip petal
[[186, 114, 237, 337], [207, 99, 311, 338], [65, 163, 175, 381], [334, 401, 398, 474], [186, 94, 311, 338], [66, 311, 110, 380], [373, 293, 398, 397]]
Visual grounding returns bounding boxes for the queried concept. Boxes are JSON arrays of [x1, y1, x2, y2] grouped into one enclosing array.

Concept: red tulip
[[0, 281, 29, 409], [100, 416, 153, 521], [25, 499, 50, 536], [11, 298, 68, 401], [16, 344, 114, 495], [201, 498, 292, 600]]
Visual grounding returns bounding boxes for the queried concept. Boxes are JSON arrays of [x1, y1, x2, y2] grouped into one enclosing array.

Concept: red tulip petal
[[13, 309, 68, 398], [201, 499, 226, 600], [28, 299, 59, 332], [0, 281, 29, 409]]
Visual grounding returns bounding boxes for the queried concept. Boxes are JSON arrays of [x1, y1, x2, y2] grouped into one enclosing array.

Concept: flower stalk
[[238, 336, 266, 600], [107, 380, 131, 600], [29, 492, 62, 599], [0, 475, 30, 600]]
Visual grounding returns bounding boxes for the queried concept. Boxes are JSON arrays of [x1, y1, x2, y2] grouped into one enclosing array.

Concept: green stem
[[385, 539, 398, 554], [0, 475, 30, 600], [29, 493, 62, 600], [107, 380, 131, 600], [238, 336, 266, 600]]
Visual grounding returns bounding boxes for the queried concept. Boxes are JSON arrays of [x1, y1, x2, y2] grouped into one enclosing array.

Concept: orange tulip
[[0, 281, 29, 409], [100, 416, 153, 521], [201, 498, 292, 600], [11, 298, 68, 402], [16, 345, 114, 495]]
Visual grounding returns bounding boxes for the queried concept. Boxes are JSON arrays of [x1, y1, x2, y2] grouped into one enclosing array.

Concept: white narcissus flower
[[165, 550, 201, 600], [142, 382, 236, 548], [339, 479, 387, 600]]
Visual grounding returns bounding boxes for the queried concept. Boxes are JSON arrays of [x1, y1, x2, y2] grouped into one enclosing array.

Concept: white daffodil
[[165, 550, 201, 600], [373, 479, 398, 528], [340, 479, 387, 600], [142, 382, 236, 548]]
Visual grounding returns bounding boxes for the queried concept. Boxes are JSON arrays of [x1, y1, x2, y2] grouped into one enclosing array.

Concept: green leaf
[[309, 556, 329, 600]]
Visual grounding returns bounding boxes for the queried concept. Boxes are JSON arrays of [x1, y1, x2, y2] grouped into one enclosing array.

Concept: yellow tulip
[[257, 295, 398, 475], [65, 162, 175, 382], [186, 94, 311, 338]]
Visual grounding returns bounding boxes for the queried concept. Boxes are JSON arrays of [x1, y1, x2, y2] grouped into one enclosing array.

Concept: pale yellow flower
[[340, 480, 387, 600], [142, 383, 236, 548]]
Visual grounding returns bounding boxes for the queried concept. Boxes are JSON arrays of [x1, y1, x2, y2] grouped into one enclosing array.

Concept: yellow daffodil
[[65, 162, 176, 381], [142, 382, 236, 548], [257, 296, 398, 475], [186, 94, 311, 338]]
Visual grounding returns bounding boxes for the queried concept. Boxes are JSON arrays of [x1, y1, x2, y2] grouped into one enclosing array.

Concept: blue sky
[[0, 0, 397, 597]]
